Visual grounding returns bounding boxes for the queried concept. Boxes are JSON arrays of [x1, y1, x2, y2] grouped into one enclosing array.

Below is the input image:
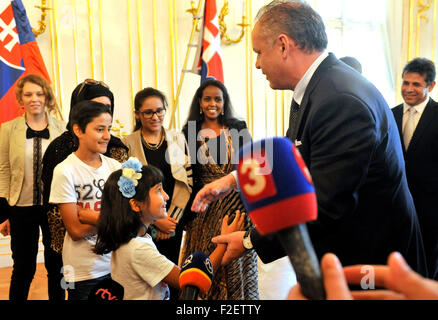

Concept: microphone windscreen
[[237, 137, 317, 235], [179, 251, 214, 295]]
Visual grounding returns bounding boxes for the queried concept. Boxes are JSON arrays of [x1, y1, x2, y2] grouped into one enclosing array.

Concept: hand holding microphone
[[288, 253, 352, 300], [237, 137, 325, 300], [178, 212, 245, 300], [179, 251, 214, 300]]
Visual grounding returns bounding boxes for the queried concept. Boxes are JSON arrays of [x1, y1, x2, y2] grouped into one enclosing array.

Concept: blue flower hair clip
[[121, 157, 143, 172], [118, 157, 143, 198]]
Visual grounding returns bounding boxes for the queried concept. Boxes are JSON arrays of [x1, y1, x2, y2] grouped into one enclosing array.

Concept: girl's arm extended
[[163, 211, 245, 289]]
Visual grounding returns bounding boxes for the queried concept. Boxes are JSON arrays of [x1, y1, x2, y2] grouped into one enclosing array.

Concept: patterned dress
[[182, 126, 259, 300]]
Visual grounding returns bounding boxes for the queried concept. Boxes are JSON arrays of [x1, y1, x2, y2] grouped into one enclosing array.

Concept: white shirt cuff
[[231, 170, 240, 192]]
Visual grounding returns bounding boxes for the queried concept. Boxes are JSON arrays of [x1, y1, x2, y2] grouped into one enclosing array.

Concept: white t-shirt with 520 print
[[50, 152, 121, 283]]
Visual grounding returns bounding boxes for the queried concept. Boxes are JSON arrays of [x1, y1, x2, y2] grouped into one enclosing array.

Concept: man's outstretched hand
[[191, 173, 237, 212]]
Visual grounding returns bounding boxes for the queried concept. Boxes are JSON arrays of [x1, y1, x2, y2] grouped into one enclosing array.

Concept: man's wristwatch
[[242, 229, 253, 250]]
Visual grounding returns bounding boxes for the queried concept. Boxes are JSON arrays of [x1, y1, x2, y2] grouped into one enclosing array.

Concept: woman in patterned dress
[[182, 80, 258, 300]]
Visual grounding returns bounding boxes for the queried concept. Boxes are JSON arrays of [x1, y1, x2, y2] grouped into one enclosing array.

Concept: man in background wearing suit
[[392, 58, 438, 280], [191, 0, 428, 277]]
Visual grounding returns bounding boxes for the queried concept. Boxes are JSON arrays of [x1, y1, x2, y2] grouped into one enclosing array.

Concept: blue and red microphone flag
[[0, 0, 51, 125], [191, 0, 224, 84], [237, 138, 317, 235]]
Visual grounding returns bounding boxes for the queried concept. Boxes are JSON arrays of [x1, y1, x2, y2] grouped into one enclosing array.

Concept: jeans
[[9, 205, 65, 300], [67, 274, 111, 301]]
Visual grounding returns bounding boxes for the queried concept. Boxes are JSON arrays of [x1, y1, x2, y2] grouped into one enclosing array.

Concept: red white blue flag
[[0, 0, 51, 125], [191, 0, 224, 84]]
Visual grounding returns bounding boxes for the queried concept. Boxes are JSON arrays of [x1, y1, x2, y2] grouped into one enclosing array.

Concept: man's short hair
[[255, 0, 328, 53], [402, 57, 436, 86], [340, 56, 362, 74]]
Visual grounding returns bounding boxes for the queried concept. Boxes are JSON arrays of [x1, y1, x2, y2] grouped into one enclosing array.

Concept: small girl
[[49, 100, 121, 300], [93, 157, 244, 300]]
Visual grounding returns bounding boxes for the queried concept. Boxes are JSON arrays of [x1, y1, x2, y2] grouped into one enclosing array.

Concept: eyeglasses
[[137, 108, 166, 119], [77, 79, 109, 97]]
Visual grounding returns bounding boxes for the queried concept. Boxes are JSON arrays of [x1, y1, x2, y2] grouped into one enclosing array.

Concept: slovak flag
[[192, 0, 224, 84], [0, 0, 51, 125]]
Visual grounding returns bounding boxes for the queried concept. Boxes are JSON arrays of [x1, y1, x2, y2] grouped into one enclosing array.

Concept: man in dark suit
[[190, 0, 427, 276], [392, 58, 438, 279]]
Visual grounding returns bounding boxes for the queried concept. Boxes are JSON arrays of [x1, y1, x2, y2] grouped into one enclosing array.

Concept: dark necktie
[[26, 126, 49, 205], [26, 127, 50, 139], [288, 99, 300, 138]]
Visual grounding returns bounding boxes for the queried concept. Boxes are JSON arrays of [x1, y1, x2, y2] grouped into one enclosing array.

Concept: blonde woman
[[0, 74, 65, 300]]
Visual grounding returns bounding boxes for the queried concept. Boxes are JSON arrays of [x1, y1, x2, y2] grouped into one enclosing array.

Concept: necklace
[[142, 129, 165, 151], [198, 126, 233, 173]]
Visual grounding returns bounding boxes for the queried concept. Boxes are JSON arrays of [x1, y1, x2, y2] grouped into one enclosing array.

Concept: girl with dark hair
[[41, 79, 128, 280], [122, 88, 193, 300], [49, 100, 121, 300], [0, 74, 65, 300], [94, 157, 244, 300], [181, 80, 259, 300]]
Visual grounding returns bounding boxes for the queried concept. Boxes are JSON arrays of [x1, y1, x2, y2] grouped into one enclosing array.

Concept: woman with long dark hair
[[181, 79, 258, 300], [122, 88, 193, 300]]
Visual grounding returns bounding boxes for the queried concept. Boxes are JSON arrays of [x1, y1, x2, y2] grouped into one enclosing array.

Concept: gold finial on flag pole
[[218, 0, 249, 45], [32, 0, 51, 37], [187, 0, 249, 46]]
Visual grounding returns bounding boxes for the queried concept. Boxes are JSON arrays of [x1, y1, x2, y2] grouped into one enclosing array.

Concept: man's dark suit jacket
[[251, 53, 428, 277], [392, 99, 438, 279]]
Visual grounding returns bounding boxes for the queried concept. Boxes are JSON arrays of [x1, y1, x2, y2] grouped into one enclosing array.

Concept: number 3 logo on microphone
[[238, 152, 277, 203]]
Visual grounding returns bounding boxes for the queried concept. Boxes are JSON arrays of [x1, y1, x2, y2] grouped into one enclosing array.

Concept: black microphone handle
[[181, 285, 200, 300], [276, 224, 326, 300]]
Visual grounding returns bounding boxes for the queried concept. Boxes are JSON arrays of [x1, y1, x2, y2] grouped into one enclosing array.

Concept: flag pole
[[168, 0, 204, 130]]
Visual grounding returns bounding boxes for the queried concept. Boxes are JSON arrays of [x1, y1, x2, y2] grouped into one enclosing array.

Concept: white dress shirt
[[292, 51, 329, 105]]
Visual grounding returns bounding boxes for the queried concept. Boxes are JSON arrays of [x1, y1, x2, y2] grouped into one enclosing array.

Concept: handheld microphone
[[237, 137, 325, 300], [179, 251, 214, 300]]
